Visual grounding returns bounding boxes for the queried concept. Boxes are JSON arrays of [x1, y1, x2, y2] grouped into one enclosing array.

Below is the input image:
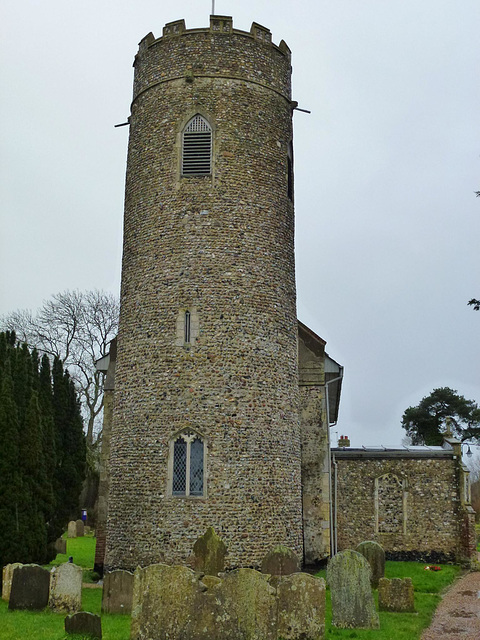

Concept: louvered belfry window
[[182, 115, 212, 176]]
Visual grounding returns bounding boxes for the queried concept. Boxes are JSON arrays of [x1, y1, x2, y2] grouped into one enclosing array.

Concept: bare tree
[[1, 290, 119, 445]]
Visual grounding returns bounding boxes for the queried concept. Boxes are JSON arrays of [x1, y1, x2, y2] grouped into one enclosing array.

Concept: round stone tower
[[105, 15, 302, 570]]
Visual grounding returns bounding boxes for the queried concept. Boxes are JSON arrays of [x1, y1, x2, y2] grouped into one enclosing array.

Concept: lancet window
[[171, 430, 205, 497], [182, 115, 212, 175]]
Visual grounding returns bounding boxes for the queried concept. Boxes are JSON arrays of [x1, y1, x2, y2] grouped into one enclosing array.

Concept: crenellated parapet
[[132, 16, 292, 106]]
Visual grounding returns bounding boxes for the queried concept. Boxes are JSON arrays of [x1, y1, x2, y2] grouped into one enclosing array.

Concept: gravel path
[[421, 572, 480, 640]]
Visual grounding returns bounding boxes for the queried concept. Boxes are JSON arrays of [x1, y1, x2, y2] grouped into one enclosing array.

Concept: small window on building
[[184, 310, 191, 344], [171, 431, 205, 497], [287, 141, 293, 201], [182, 115, 212, 176]]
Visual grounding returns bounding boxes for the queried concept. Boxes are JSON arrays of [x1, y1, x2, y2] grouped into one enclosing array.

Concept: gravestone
[[49, 562, 82, 613], [260, 545, 300, 576], [54, 537, 67, 555], [131, 563, 208, 640], [378, 577, 415, 612], [65, 612, 102, 638], [327, 550, 379, 629], [75, 519, 85, 537], [67, 521, 77, 538], [192, 527, 227, 576], [356, 541, 385, 588], [276, 573, 326, 640], [2, 563, 22, 602], [102, 570, 134, 614], [8, 564, 50, 610], [210, 568, 277, 640]]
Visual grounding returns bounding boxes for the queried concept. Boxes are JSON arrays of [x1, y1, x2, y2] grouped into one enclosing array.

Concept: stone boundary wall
[[333, 453, 475, 562]]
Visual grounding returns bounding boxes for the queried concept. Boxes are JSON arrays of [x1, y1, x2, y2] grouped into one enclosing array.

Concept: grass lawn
[[316, 560, 462, 639], [1, 535, 131, 640], [1, 536, 463, 640]]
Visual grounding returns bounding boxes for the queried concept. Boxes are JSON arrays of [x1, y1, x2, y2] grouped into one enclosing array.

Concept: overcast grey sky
[[1, 1, 479, 449]]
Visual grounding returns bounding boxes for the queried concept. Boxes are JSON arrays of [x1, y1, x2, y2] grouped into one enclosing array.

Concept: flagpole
[[212, 1, 215, 15]]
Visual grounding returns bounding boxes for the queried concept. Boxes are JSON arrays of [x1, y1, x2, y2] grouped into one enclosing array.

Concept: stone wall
[[105, 16, 303, 571], [333, 451, 475, 562], [298, 324, 330, 564]]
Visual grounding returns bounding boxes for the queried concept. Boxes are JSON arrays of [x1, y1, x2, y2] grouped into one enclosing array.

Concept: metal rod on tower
[[212, 1, 215, 15]]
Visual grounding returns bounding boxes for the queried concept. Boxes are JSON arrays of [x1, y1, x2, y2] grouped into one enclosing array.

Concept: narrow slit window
[[184, 310, 191, 344], [287, 141, 294, 201], [182, 115, 212, 176]]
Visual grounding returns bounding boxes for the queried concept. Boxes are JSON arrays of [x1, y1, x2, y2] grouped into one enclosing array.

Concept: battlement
[[132, 15, 292, 106], [137, 16, 290, 58]]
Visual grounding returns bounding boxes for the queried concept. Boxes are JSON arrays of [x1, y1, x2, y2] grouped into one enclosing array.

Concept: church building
[[95, 15, 475, 574]]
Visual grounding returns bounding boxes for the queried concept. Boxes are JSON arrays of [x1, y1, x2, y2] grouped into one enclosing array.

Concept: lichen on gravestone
[[101, 569, 134, 614], [65, 611, 102, 638], [327, 550, 379, 629], [378, 577, 415, 612], [49, 562, 82, 613], [2, 563, 22, 603], [276, 573, 326, 640], [260, 544, 300, 576], [8, 564, 51, 611], [356, 540, 385, 588], [192, 527, 227, 576]]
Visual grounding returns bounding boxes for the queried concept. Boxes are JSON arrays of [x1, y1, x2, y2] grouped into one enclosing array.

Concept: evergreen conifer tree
[[0, 333, 86, 566]]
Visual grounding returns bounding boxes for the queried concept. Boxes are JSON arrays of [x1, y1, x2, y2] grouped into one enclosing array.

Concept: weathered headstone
[[67, 521, 77, 538], [192, 527, 227, 576], [356, 541, 385, 588], [65, 611, 102, 638], [378, 577, 415, 612], [276, 573, 326, 640], [2, 563, 22, 602], [210, 568, 277, 640], [49, 562, 82, 613], [102, 570, 134, 614], [54, 537, 67, 555], [131, 563, 208, 640], [75, 519, 85, 537], [327, 550, 379, 629], [8, 564, 50, 610], [260, 545, 300, 576]]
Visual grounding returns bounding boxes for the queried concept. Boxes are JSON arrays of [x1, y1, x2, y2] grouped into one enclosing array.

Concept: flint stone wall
[[106, 15, 302, 571], [131, 563, 325, 640], [298, 325, 330, 565], [333, 454, 473, 562]]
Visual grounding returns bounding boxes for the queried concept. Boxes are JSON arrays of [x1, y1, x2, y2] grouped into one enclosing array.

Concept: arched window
[[182, 115, 212, 176], [171, 430, 205, 497]]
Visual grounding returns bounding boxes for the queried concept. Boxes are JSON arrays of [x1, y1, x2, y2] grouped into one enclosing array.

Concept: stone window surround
[[374, 473, 408, 535], [175, 307, 199, 347], [167, 428, 207, 499], [179, 112, 214, 178]]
